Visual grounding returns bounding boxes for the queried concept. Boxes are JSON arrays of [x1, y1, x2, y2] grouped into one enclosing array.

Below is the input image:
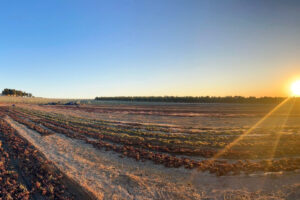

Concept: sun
[[291, 80, 300, 96]]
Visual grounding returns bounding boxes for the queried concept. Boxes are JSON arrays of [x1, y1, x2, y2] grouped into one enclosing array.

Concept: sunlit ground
[[3, 96, 300, 199], [212, 81, 300, 161]]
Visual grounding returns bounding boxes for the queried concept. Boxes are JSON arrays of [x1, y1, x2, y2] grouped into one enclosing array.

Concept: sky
[[0, 0, 300, 98]]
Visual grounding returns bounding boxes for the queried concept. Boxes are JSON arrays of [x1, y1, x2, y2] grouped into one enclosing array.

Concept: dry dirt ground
[[5, 116, 300, 200]]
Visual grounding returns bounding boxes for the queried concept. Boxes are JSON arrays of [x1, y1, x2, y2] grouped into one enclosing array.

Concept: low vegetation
[[94, 96, 296, 104]]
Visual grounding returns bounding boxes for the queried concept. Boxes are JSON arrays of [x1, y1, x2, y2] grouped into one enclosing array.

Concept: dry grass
[[0, 96, 100, 105], [0, 96, 73, 104]]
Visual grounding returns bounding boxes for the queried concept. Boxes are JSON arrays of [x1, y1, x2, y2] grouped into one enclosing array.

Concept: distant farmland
[[0, 100, 299, 199], [95, 96, 292, 104]]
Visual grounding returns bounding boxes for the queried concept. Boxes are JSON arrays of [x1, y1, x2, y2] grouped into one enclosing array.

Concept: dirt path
[[5, 117, 300, 200]]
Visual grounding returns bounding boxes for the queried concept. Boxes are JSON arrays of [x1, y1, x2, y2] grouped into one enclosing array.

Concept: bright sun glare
[[291, 80, 300, 96]]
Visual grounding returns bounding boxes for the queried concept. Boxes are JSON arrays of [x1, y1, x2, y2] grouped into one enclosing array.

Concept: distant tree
[[94, 96, 289, 104], [2, 89, 33, 97]]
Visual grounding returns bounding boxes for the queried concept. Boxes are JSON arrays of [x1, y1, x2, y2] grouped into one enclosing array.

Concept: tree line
[[94, 96, 292, 104], [2, 89, 33, 97]]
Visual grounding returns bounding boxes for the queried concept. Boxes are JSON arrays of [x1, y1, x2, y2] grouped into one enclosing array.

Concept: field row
[[0, 110, 95, 199], [3, 106, 300, 176], [12, 107, 300, 159]]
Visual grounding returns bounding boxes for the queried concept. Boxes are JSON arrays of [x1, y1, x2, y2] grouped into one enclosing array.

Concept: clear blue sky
[[1, 0, 300, 98]]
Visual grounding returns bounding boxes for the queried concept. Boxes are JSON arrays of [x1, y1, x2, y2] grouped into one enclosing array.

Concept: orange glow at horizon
[[291, 80, 300, 96]]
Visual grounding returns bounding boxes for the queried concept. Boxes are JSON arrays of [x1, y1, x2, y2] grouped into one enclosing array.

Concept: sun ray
[[212, 97, 291, 160], [267, 98, 295, 161], [256, 98, 295, 190]]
